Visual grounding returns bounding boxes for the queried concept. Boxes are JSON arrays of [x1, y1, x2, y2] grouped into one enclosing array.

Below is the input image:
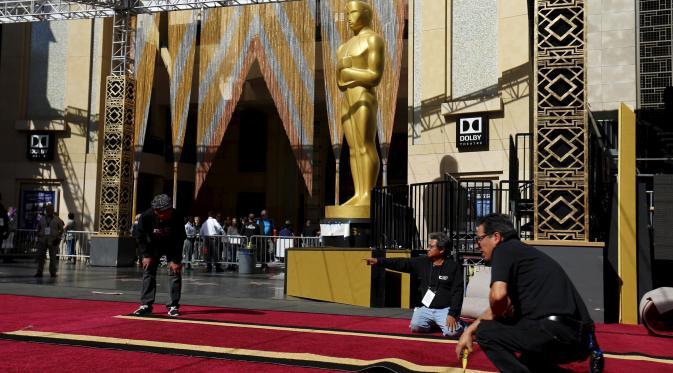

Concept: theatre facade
[[0, 1, 670, 321]]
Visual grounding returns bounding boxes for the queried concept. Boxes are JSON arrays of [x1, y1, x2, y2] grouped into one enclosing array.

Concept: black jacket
[[136, 208, 186, 263], [378, 256, 464, 317]]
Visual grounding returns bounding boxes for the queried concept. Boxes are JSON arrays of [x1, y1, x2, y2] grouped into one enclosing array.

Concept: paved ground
[[0, 258, 412, 319]]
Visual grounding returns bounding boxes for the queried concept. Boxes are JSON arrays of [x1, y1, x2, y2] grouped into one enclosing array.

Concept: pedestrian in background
[[64, 212, 77, 263], [35, 204, 64, 278], [184, 216, 197, 269], [200, 211, 224, 272]]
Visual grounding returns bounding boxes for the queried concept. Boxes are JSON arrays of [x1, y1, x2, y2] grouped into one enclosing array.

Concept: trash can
[[237, 247, 256, 274]]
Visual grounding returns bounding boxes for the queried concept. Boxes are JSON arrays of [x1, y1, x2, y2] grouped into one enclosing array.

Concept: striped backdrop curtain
[[195, 1, 316, 198], [168, 10, 198, 159], [133, 13, 160, 162], [132, 13, 159, 215]]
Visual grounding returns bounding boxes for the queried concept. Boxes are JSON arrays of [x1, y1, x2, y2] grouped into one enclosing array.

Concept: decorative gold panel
[[534, 0, 588, 241], [98, 76, 136, 236]]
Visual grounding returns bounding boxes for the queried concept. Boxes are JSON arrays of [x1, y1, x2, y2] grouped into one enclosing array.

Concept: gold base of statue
[[325, 204, 370, 219]]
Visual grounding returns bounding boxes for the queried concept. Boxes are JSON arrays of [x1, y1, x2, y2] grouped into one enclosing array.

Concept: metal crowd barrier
[[183, 235, 249, 267], [1, 229, 95, 262], [462, 255, 488, 295], [248, 235, 322, 264], [1, 229, 39, 257], [183, 234, 323, 268], [58, 230, 96, 262]]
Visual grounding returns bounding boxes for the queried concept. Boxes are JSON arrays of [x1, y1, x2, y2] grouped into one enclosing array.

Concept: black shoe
[[34, 272, 43, 278], [215, 267, 224, 273], [132, 305, 153, 316], [167, 306, 180, 317], [50, 273, 57, 278]]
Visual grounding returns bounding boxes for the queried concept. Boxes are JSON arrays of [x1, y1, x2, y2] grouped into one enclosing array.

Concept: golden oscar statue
[[325, 0, 384, 219]]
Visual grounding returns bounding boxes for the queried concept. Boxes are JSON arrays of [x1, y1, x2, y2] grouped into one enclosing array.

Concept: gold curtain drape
[[168, 10, 198, 157], [133, 14, 160, 156], [195, 1, 316, 198]]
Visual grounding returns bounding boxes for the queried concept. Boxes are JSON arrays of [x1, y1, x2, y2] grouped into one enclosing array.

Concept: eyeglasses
[[475, 234, 491, 243]]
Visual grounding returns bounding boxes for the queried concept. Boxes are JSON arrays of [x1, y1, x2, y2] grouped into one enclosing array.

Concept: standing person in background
[[131, 214, 142, 264], [301, 219, 316, 247], [200, 211, 224, 273], [64, 212, 77, 263], [279, 220, 293, 237], [257, 209, 274, 261], [2, 207, 17, 258], [0, 193, 9, 243], [132, 194, 185, 317], [35, 204, 64, 278], [184, 216, 197, 269], [242, 213, 259, 240], [226, 217, 241, 269]]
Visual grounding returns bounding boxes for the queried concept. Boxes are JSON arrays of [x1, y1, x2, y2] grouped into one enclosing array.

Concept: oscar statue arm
[[338, 34, 384, 89]]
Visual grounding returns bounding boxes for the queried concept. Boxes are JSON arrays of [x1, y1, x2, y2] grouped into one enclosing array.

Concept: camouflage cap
[[151, 194, 172, 211]]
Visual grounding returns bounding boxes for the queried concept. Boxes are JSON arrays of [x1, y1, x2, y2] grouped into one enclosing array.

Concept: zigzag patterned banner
[[168, 10, 198, 157], [133, 13, 159, 161], [319, 0, 405, 157], [196, 0, 316, 198]]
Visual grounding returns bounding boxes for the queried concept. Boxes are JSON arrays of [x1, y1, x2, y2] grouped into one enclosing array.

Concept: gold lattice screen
[[534, 0, 589, 241], [98, 76, 135, 235]]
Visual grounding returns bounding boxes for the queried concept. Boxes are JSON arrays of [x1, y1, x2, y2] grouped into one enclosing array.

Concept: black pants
[[36, 240, 58, 275], [205, 237, 222, 270], [140, 257, 181, 307], [476, 318, 589, 373]]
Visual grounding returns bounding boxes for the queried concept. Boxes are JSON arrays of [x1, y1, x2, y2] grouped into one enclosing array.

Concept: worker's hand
[[142, 257, 153, 270], [363, 258, 378, 266], [455, 329, 474, 359], [169, 262, 182, 274], [446, 315, 459, 332]]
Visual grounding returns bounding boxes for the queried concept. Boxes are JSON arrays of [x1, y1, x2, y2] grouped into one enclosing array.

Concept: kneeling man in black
[[455, 213, 601, 373]]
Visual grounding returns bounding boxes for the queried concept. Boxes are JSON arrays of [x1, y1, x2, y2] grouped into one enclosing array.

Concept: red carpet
[[0, 294, 672, 372]]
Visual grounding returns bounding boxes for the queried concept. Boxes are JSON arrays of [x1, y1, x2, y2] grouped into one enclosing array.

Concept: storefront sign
[[457, 115, 489, 150], [27, 132, 55, 161]]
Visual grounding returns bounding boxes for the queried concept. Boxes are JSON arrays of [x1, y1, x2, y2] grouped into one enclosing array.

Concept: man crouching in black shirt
[[365, 232, 464, 337], [455, 213, 601, 373], [132, 194, 186, 317]]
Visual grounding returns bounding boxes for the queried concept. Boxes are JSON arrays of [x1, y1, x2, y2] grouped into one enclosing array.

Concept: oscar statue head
[[346, 1, 373, 32]]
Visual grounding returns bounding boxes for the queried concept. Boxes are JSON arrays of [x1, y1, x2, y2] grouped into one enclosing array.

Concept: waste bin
[[237, 247, 256, 274]]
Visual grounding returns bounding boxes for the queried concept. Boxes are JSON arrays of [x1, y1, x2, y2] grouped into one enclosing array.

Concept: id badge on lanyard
[[421, 289, 436, 307], [44, 227, 51, 236]]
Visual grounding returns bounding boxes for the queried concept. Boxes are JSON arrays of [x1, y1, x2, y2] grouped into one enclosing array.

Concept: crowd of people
[[130, 202, 320, 273]]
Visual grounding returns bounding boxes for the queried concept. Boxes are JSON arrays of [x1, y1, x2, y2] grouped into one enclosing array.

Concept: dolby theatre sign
[[457, 115, 489, 150], [26, 132, 55, 161]]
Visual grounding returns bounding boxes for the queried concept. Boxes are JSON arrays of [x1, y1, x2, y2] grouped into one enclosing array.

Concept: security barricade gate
[[1, 229, 39, 258], [58, 231, 96, 262], [185, 235, 249, 269], [184, 235, 322, 270], [249, 235, 323, 265], [1, 229, 96, 263]]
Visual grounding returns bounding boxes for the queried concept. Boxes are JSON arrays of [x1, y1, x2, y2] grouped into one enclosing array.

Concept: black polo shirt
[[490, 239, 592, 323], [378, 256, 464, 317]]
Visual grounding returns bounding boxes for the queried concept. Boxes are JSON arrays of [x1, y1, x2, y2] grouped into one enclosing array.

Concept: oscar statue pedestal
[[324, 204, 370, 219], [320, 218, 371, 248]]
